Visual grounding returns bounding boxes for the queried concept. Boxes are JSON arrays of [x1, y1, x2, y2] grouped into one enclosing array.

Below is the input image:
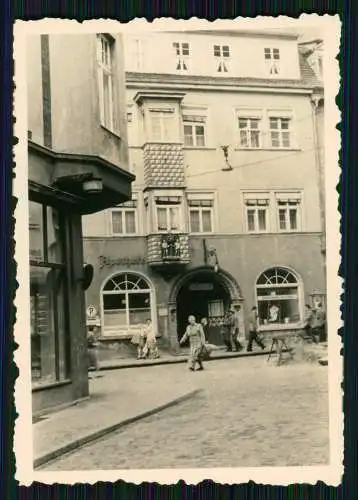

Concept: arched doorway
[[171, 267, 242, 346]]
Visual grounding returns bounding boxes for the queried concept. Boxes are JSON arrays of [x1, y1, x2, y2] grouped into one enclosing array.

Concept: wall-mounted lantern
[[82, 178, 103, 194]]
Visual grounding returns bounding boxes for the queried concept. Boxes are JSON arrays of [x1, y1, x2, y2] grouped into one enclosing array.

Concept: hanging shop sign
[[98, 256, 147, 270]]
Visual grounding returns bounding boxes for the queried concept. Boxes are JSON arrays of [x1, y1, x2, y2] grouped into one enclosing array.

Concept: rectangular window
[[173, 41, 190, 71], [238, 117, 261, 148], [213, 44, 230, 73], [264, 47, 280, 75], [269, 117, 291, 148], [29, 200, 69, 387], [183, 117, 206, 147], [276, 195, 301, 232], [97, 34, 116, 132], [149, 108, 177, 142], [111, 200, 137, 235], [244, 198, 269, 233], [188, 199, 214, 233], [155, 201, 181, 232]]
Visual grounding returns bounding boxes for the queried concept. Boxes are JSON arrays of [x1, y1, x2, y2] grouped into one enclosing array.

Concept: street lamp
[[220, 145, 233, 171], [82, 178, 103, 194]]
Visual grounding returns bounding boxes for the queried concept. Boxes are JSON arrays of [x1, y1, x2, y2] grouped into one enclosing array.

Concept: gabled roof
[[298, 51, 323, 87]]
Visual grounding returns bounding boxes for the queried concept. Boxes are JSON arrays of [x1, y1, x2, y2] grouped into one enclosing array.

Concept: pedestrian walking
[[303, 304, 317, 343], [311, 302, 326, 343], [227, 308, 243, 352], [87, 327, 100, 373], [179, 315, 206, 371], [201, 317, 209, 340], [144, 319, 159, 359], [200, 317, 215, 360], [247, 306, 265, 352], [221, 311, 232, 351]]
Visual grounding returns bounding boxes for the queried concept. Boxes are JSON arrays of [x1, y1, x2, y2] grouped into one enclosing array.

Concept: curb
[[34, 388, 202, 469], [98, 348, 290, 372]]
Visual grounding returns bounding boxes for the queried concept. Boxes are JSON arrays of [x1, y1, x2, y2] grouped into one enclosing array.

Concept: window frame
[[110, 199, 138, 236], [173, 41, 190, 71], [155, 202, 182, 233], [213, 44, 231, 73], [148, 107, 178, 142], [255, 267, 303, 330], [275, 195, 302, 233], [188, 200, 214, 234], [269, 116, 292, 149], [264, 47, 281, 76], [238, 116, 262, 149], [244, 197, 270, 233], [183, 120, 207, 148], [97, 34, 117, 133], [101, 272, 156, 338]]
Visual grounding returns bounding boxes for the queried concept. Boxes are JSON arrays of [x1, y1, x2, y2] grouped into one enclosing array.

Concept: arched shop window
[[101, 273, 153, 337], [256, 267, 302, 327]]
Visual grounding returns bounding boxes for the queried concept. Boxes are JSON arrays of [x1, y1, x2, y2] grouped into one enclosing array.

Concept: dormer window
[[264, 48, 280, 76], [214, 45, 230, 73], [173, 42, 190, 71]]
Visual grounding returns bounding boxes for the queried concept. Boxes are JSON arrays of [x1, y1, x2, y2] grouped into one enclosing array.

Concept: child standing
[[131, 326, 147, 359], [144, 319, 159, 359]]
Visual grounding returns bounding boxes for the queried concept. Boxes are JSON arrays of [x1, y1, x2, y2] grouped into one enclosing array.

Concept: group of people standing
[[131, 319, 159, 360], [221, 306, 265, 353], [179, 306, 266, 372]]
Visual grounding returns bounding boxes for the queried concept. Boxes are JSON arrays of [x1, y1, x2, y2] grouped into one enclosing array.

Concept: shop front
[[29, 141, 134, 414], [83, 233, 326, 350]]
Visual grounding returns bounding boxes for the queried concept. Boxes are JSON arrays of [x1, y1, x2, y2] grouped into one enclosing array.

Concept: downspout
[[311, 94, 326, 283]]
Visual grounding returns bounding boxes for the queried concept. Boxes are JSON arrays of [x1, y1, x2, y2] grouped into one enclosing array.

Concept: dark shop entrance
[[176, 271, 231, 346]]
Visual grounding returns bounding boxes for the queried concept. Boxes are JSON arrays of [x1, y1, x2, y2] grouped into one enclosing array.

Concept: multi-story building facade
[[27, 33, 134, 413], [83, 29, 325, 349]]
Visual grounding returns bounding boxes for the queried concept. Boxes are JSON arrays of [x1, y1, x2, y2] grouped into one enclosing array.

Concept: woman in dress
[[179, 315, 206, 371]]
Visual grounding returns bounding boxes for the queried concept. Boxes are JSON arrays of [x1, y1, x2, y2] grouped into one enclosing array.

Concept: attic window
[[173, 42, 190, 71], [213, 45, 230, 73], [264, 48, 280, 76]]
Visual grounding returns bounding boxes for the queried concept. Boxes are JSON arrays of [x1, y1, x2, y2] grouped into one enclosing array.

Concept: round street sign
[[86, 305, 97, 319]]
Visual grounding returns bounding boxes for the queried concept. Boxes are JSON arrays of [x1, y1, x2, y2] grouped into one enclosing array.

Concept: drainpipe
[[203, 239, 208, 265], [311, 95, 326, 284]]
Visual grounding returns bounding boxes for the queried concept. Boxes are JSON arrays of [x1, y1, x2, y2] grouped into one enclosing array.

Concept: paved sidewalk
[[33, 342, 324, 469], [33, 369, 200, 468]]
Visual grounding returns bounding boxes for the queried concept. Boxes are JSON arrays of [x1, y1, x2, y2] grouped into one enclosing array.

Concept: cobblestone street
[[42, 357, 329, 470]]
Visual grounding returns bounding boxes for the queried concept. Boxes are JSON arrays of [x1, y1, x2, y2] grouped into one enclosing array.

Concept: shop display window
[[29, 200, 70, 386]]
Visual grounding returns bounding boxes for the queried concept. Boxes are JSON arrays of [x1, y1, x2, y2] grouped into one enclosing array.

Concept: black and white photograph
[[13, 16, 342, 485]]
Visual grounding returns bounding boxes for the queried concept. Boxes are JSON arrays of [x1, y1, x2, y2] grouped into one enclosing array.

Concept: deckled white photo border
[[13, 14, 343, 486]]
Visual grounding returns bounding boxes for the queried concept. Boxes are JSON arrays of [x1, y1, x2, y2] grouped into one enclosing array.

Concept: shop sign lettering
[[98, 255, 146, 269]]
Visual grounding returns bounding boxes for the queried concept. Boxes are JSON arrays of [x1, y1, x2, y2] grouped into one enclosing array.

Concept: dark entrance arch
[[170, 267, 243, 346]]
